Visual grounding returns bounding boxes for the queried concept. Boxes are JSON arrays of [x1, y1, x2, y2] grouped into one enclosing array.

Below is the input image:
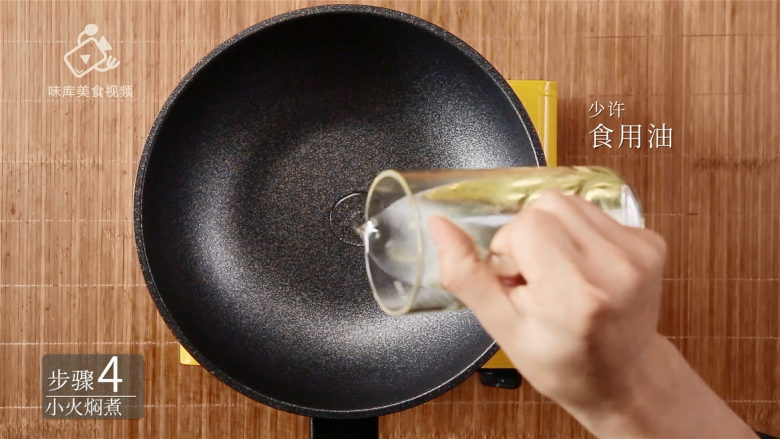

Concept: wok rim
[[133, 3, 546, 419]]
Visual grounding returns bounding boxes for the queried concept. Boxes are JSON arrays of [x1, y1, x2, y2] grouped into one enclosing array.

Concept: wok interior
[[140, 9, 539, 414]]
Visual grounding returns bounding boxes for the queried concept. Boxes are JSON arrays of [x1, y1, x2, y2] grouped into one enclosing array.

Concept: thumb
[[428, 216, 520, 335]]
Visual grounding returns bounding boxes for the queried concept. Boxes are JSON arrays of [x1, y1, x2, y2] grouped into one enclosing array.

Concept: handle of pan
[[310, 417, 379, 439], [479, 368, 522, 389]]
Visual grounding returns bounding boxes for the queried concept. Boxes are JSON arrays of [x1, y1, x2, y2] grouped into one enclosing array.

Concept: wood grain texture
[[1, 1, 778, 438]]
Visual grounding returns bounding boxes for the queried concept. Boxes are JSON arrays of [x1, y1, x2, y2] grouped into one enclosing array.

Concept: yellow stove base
[[179, 79, 558, 370]]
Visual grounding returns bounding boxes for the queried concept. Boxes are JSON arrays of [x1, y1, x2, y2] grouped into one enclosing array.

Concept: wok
[[134, 5, 545, 438]]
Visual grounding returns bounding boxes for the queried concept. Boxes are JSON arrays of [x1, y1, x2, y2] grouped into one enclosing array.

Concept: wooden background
[[1, 0, 778, 438]]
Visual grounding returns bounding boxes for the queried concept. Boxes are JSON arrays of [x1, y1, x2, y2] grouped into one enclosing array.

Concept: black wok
[[134, 5, 544, 438]]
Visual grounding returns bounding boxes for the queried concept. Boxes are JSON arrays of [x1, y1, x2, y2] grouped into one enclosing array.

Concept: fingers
[[565, 194, 668, 272], [525, 191, 614, 253], [485, 253, 527, 287], [489, 191, 667, 308], [489, 206, 583, 286], [523, 191, 638, 287], [428, 216, 520, 335], [570, 194, 663, 248]]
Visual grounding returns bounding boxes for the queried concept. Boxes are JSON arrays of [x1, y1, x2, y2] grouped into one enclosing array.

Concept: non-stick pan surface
[[135, 5, 545, 420]]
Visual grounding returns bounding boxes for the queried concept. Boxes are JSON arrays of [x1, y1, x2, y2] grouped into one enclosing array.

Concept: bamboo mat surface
[[1, 0, 779, 438]]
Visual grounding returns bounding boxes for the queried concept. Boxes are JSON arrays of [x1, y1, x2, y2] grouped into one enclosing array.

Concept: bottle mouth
[[363, 170, 423, 316]]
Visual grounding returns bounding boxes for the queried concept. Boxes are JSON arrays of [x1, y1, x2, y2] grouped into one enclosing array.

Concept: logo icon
[[63, 24, 120, 78]]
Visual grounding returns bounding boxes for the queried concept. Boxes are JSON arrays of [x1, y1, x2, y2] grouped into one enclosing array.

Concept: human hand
[[428, 190, 759, 438], [429, 190, 666, 412]]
